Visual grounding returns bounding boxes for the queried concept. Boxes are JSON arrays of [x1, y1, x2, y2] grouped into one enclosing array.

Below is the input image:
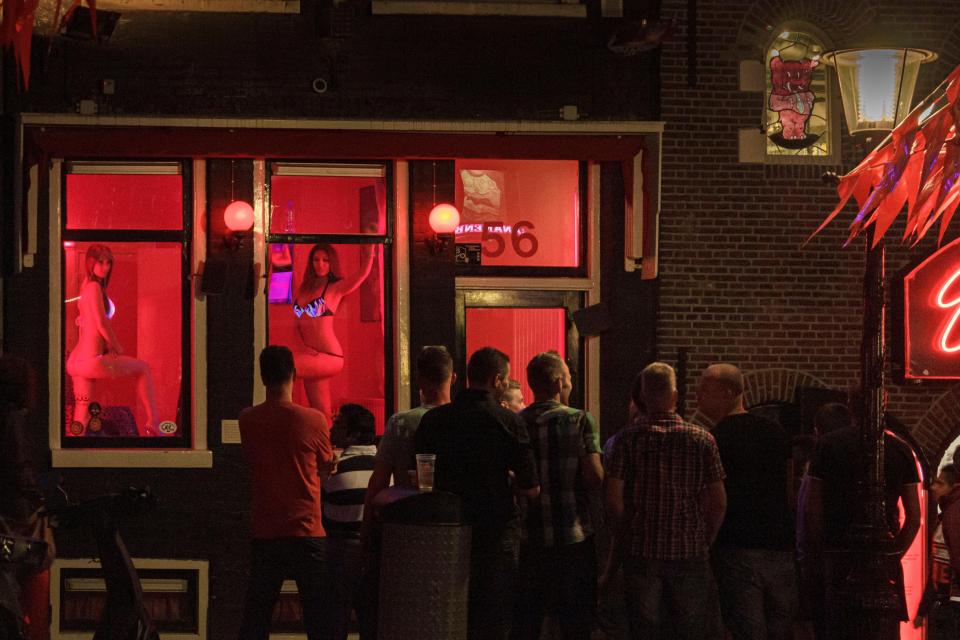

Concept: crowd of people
[[231, 344, 933, 640]]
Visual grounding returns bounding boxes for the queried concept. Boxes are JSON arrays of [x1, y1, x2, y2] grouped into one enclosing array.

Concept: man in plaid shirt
[[606, 362, 726, 639], [512, 352, 604, 640]]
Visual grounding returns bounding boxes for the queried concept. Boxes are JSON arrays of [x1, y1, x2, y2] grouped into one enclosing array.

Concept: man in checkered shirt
[[606, 362, 727, 639], [512, 351, 604, 640]]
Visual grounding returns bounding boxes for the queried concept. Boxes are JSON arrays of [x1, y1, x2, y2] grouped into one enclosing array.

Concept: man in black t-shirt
[[415, 347, 540, 640], [697, 363, 797, 640], [806, 420, 921, 640]]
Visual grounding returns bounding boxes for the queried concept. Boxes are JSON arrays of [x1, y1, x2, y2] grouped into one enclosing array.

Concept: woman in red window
[[293, 243, 375, 420], [66, 244, 161, 437]]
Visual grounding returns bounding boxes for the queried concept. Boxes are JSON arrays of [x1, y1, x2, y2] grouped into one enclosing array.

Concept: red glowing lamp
[[427, 203, 460, 254], [429, 203, 460, 234], [223, 200, 254, 251], [224, 200, 255, 232]]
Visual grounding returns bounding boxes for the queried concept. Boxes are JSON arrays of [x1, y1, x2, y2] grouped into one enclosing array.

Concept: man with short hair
[[805, 407, 921, 640], [501, 379, 526, 413], [606, 362, 726, 639], [416, 346, 540, 640], [512, 352, 603, 640], [358, 345, 456, 638], [697, 363, 797, 640], [238, 346, 337, 640], [918, 463, 960, 638]]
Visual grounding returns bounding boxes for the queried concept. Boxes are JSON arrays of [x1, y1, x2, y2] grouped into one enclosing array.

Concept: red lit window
[[61, 163, 191, 447], [66, 163, 184, 230], [270, 164, 387, 236], [267, 163, 391, 433], [454, 159, 582, 270]]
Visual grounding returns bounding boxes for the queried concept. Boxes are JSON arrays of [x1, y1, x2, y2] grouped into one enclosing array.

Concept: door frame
[[455, 289, 584, 409]]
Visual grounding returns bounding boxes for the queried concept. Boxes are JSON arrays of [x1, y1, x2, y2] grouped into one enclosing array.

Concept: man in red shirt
[[239, 346, 337, 640]]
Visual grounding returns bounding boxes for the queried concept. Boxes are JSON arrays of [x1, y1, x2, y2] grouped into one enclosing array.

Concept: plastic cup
[[415, 454, 436, 492]]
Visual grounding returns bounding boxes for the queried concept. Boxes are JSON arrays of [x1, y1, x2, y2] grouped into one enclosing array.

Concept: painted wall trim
[[51, 449, 213, 468], [20, 113, 665, 135], [372, 0, 586, 17]]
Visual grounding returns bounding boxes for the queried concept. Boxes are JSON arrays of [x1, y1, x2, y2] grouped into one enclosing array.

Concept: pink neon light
[[936, 268, 960, 353]]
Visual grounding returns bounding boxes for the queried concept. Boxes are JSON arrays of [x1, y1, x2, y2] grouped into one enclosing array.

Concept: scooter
[[0, 531, 48, 640], [46, 487, 160, 640]]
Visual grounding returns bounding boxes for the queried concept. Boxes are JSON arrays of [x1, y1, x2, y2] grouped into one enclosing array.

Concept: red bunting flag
[[813, 63, 960, 247]]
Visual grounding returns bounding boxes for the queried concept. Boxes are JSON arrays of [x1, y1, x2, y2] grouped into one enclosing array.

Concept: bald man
[[697, 364, 797, 640]]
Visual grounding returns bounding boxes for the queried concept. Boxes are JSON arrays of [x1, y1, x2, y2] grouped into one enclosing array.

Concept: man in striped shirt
[[322, 403, 377, 640]]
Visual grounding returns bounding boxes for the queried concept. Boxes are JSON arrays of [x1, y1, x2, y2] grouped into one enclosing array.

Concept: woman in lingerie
[[66, 244, 161, 437], [293, 243, 376, 419]]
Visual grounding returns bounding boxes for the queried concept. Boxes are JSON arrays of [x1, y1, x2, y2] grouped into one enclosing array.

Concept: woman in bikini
[[66, 244, 161, 436], [293, 242, 376, 419]]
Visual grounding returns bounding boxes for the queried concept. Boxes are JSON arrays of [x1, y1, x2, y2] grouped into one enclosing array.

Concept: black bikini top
[[294, 280, 334, 318]]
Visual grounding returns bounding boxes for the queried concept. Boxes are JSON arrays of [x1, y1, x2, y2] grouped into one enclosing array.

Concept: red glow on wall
[[904, 237, 960, 378], [465, 307, 566, 405]]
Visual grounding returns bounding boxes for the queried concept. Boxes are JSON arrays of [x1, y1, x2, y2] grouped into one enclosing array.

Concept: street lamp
[[824, 48, 936, 134], [820, 46, 936, 638]]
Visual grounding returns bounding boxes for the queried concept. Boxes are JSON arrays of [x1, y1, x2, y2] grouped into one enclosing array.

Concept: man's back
[[608, 412, 725, 560], [522, 401, 601, 547], [240, 399, 332, 539], [376, 405, 432, 483], [712, 412, 793, 550], [415, 388, 538, 547], [809, 426, 919, 546]]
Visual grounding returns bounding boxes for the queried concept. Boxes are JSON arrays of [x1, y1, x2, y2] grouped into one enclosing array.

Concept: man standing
[[512, 352, 603, 640], [238, 346, 337, 640], [364, 345, 456, 502], [415, 346, 540, 640], [805, 411, 921, 640], [696, 363, 797, 640], [606, 362, 726, 640], [918, 463, 960, 638], [500, 379, 526, 413]]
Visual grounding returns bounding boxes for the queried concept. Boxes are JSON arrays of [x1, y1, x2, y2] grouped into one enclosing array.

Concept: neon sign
[[903, 237, 960, 378], [936, 269, 960, 353]]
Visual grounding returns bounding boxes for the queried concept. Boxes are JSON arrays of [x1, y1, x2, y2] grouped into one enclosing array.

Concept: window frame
[[49, 159, 212, 467], [762, 23, 840, 166], [453, 160, 589, 278], [51, 558, 209, 640], [259, 160, 396, 425]]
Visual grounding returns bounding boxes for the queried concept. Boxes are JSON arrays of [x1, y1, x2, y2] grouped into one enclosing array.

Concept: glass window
[[270, 164, 387, 236], [61, 164, 190, 447], [66, 163, 184, 230], [454, 159, 581, 269], [765, 30, 832, 158], [59, 568, 200, 635], [267, 164, 391, 433], [465, 307, 567, 405]]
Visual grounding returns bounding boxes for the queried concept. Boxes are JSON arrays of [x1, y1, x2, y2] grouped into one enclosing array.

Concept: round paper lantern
[[224, 200, 255, 232], [429, 203, 460, 234]]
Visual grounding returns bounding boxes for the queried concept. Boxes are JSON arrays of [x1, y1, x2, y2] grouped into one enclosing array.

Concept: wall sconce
[[223, 200, 254, 251], [427, 203, 460, 254]]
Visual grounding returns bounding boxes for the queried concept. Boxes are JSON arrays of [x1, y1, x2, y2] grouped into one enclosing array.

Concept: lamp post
[[821, 46, 935, 637]]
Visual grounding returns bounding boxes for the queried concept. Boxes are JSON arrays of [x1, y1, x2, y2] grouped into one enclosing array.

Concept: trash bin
[[377, 491, 471, 640]]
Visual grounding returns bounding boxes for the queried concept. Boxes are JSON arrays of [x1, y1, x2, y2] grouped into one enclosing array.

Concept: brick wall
[[659, 0, 960, 461]]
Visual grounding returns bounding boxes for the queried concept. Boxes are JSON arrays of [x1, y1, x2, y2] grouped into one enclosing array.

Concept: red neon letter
[[936, 268, 960, 353]]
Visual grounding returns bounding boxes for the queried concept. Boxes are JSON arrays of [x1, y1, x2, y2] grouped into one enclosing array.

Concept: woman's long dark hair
[[84, 243, 113, 309], [299, 243, 341, 297]]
